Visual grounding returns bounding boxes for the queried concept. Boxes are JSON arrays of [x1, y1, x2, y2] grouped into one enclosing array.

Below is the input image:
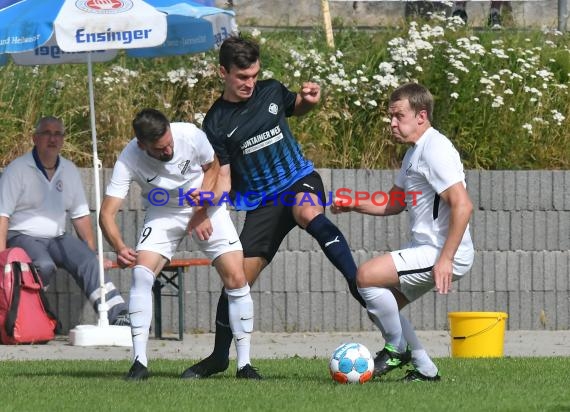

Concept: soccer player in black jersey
[[181, 36, 366, 380]]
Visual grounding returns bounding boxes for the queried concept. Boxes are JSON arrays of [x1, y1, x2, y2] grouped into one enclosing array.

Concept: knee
[[356, 262, 383, 288], [33, 260, 57, 285], [295, 207, 322, 229], [356, 265, 374, 288], [224, 272, 248, 290], [356, 256, 398, 288]]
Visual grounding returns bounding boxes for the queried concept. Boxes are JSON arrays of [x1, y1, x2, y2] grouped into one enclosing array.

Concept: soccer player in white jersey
[[332, 83, 474, 382], [99, 109, 257, 380]]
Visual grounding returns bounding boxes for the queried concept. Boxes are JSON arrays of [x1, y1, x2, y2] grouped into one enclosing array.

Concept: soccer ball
[[329, 342, 374, 384]]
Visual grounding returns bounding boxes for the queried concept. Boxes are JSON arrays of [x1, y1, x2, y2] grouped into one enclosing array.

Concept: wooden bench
[[108, 258, 211, 340]]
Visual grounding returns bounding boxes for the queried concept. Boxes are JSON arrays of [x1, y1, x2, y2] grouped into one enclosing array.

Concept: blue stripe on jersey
[[233, 139, 313, 210], [234, 128, 312, 203]]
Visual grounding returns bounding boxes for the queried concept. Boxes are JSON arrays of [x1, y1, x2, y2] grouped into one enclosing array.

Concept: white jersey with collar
[[395, 127, 474, 264], [105, 122, 214, 210], [0, 151, 90, 238]]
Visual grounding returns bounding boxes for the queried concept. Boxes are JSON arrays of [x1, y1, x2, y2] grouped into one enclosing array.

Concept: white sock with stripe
[[129, 265, 155, 367], [226, 284, 253, 369]]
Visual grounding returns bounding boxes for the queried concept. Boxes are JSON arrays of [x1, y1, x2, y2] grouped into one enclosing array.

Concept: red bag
[[0, 247, 59, 344]]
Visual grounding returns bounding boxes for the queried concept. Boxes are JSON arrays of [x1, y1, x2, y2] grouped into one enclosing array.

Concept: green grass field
[[1, 357, 569, 411]]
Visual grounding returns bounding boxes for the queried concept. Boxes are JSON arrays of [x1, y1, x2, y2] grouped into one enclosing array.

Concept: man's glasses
[[36, 131, 65, 138]]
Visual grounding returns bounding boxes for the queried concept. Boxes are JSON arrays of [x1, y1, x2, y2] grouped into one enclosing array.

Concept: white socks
[[400, 314, 438, 377], [358, 287, 405, 352], [129, 265, 155, 367], [359, 286, 438, 377], [226, 284, 253, 369]]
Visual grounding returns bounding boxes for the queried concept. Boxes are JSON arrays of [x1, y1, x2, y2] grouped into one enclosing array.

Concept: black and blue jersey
[[204, 79, 314, 210]]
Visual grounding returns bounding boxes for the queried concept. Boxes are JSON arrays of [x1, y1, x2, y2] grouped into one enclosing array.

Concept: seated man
[[0, 116, 130, 326]]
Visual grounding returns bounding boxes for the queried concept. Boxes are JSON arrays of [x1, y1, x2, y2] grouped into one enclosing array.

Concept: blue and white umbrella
[[0, 0, 236, 340]]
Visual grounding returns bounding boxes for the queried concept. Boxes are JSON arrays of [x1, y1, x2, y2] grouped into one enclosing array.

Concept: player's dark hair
[[219, 36, 259, 72], [389, 83, 434, 122], [132, 108, 170, 143]]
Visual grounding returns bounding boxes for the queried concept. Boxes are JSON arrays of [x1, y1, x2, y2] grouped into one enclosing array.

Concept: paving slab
[[1, 331, 569, 361]]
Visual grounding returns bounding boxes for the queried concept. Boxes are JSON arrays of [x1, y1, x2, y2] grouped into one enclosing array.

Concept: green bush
[[1, 17, 569, 169]]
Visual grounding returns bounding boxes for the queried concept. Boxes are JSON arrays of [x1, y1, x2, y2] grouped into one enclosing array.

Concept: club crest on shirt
[[268, 103, 278, 115], [55, 179, 63, 192], [178, 160, 193, 175]]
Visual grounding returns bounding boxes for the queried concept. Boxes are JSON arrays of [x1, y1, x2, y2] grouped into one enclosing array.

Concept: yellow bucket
[[448, 312, 509, 358]]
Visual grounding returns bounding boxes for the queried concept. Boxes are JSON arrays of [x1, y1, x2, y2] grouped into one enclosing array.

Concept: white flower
[[491, 48, 509, 59], [378, 62, 395, 74], [491, 95, 504, 108], [551, 109, 565, 124], [522, 123, 533, 133], [450, 92, 459, 99], [447, 72, 459, 84]]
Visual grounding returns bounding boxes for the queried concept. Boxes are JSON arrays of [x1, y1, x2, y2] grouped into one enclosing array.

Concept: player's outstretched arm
[[331, 185, 407, 216]]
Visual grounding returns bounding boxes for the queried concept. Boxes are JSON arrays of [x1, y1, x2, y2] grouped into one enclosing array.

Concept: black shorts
[[240, 171, 328, 262]]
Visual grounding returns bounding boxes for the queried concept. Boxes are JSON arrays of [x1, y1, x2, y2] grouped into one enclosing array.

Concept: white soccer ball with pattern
[[329, 342, 374, 384]]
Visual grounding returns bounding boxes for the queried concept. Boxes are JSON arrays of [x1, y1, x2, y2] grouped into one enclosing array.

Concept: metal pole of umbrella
[[559, 0, 568, 32], [68, 53, 131, 347], [87, 53, 109, 328]]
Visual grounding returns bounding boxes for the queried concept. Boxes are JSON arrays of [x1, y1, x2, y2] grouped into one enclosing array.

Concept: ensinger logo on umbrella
[[76, 0, 133, 14]]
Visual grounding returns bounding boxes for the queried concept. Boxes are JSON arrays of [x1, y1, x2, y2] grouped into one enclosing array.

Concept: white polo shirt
[[105, 122, 215, 211], [0, 151, 90, 238], [395, 127, 474, 264]]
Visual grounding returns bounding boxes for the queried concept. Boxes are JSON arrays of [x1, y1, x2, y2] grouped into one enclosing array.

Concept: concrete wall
[[47, 169, 570, 335], [222, 0, 563, 29]]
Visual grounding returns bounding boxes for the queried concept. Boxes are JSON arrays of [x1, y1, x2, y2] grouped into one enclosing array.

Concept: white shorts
[[136, 205, 242, 261], [390, 244, 473, 302]]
